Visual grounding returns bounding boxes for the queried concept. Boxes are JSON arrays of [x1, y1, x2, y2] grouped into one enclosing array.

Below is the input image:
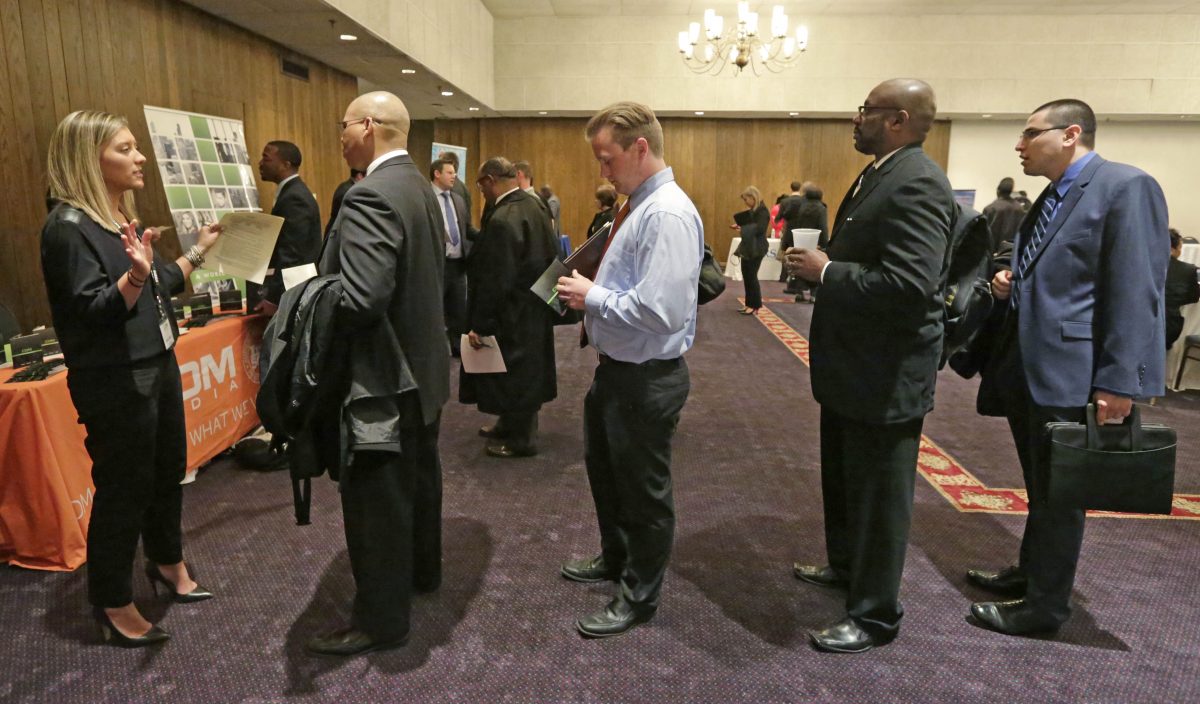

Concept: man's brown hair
[[585, 101, 664, 157]]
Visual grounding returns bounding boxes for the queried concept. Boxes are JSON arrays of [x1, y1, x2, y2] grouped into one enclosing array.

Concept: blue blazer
[[1012, 155, 1169, 406]]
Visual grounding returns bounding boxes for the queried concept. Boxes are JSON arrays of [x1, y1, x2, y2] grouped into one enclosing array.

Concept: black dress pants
[[443, 258, 468, 353], [495, 409, 539, 451], [1003, 368, 1086, 625], [740, 256, 764, 309], [67, 352, 187, 608], [819, 406, 923, 639], [583, 356, 689, 612], [341, 416, 442, 641]]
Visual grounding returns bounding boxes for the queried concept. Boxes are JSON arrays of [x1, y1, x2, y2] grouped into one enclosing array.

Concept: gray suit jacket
[[318, 153, 450, 426]]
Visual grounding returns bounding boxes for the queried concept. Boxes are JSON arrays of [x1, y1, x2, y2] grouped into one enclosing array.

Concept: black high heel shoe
[[93, 607, 170, 648], [145, 563, 214, 604], [738, 307, 759, 315]]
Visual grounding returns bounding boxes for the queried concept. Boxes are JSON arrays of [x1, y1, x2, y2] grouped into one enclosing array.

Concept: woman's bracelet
[[184, 245, 206, 268], [127, 269, 147, 288]]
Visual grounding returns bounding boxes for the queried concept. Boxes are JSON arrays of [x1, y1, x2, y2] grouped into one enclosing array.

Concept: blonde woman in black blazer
[[732, 186, 771, 314]]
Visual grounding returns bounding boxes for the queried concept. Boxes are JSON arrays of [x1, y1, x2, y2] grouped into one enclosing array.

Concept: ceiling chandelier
[[678, 3, 808, 76]]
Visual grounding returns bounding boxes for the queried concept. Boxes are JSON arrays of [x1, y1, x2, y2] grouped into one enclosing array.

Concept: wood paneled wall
[[433, 117, 950, 262], [0, 0, 358, 330]]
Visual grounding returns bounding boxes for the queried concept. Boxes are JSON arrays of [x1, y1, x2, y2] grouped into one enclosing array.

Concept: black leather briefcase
[[1045, 404, 1176, 515]]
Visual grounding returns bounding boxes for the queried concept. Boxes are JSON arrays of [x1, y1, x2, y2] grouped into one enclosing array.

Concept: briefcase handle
[[1085, 403, 1143, 450]]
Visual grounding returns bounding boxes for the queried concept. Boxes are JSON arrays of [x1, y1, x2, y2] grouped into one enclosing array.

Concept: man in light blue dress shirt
[[556, 102, 704, 638]]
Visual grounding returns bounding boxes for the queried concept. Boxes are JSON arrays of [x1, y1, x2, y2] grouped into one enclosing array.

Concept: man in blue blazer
[[969, 99, 1169, 635]]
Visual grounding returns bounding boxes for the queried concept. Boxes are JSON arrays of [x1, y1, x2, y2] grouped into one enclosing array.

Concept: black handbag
[[697, 243, 726, 305], [1045, 404, 1176, 515]]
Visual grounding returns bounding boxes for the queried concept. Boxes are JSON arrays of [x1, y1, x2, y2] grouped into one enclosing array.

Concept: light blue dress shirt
[[583, 167, 704, 363]]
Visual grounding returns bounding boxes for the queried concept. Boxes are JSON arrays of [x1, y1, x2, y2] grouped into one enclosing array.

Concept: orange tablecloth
[[0, 315, 266, 571]]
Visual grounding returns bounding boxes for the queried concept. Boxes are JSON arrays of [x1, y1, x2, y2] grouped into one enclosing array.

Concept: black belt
[[598, 354, 681, 368]]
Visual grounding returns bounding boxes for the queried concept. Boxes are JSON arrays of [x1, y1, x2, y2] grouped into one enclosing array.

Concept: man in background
[[326, 168, 364, 238], [256, 140, 322, 313], [431, 157, 474, 356], [982, 176, 1025, 252], [461, 157, 558, 458]]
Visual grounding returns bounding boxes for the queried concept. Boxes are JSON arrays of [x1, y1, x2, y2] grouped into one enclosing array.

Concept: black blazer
[[734, 203, 770, 260], [587, 208, 616, 239], [809, 144, 956, 424], [266, 176, 322, 304], [40, 204, 185, 368], [318, 154, 450, 426]]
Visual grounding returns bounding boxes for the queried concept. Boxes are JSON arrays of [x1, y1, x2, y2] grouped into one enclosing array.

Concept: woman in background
[[41, 110, 222, 648], [731, 186, 770, 315], [587, 184, 618, 238]]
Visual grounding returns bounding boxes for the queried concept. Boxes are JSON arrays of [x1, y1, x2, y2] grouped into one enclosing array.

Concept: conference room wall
[[0, 0, 358, 331], [494, 13, 1200, 117], [432, 117, 950, 261], [949, 120, 1200, 237]]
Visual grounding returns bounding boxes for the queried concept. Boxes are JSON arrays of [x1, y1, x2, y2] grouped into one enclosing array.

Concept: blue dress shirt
[[583, 167, 704, 363]]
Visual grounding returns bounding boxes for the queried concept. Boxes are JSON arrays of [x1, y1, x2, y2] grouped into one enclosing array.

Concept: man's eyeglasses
[[337, 117, 381, 131], [1018, 125, 1070, 141], [857, 105, 901, 115]]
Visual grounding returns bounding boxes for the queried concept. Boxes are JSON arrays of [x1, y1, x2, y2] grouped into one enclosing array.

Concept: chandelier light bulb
[[796, 25, 809, 50], [737, 2, 749, 22], [678, 31, 689, 52], [747, 12, 759, 35], [783, 37, 796, 58]]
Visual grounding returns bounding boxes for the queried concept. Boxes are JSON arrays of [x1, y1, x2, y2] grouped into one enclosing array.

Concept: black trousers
[[340, 416, 442, 641], [66, 352, 187, 608], [494, 410, 539, 451], [819, 406, 923, 639], [443, 258, 468, 353], [740, 256, 764, 309], [1004, 370, 1086, 625], [583, 356, 689, 612]]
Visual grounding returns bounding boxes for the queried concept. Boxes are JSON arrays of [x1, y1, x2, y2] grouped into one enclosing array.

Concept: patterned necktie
[[1011, 190, 1059, 310], [581, 200, 631, 348], [441, 192, 461, 247]]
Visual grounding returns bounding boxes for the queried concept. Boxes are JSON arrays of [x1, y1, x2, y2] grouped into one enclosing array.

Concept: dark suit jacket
[[325, 177, 354, 238], [982, 196, 1025, 252], [809, 144, 956, 424], [266, 176, 322, 304], [1166, 256, 1200, 347], [318, 154, 450, 426], [459, 189, 558, 414], [435, 187, 475, 260], [1010, 155, 1169, 406], [734, 203, 770, 260]]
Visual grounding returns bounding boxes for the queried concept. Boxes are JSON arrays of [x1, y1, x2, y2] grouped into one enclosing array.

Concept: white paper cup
[[791, 228, 820, 250]]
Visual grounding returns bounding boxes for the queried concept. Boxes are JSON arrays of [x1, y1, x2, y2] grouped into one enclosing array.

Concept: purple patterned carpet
[[2, 279, 1197, 703]]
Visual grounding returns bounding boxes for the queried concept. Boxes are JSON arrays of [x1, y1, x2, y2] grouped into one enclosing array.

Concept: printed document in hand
[[460, 335, 507, 374], [203, 212, 284, 284]]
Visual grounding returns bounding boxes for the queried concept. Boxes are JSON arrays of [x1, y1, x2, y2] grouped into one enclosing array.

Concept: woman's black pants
[[67, 352, 187, 608], [741, 255, 764, 309]]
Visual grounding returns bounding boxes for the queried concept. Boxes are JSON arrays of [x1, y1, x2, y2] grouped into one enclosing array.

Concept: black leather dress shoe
[[792, 563, 848, 589], [966, 566, 1027, 597], [576, 598, 653, 638], [478, 424, 509, 439], [486, 443, 537, 458], [808, 618, 877, 654], [305, 627, 408, 657], [561, 555, 618, 583], [970, 599, 1060, 636]]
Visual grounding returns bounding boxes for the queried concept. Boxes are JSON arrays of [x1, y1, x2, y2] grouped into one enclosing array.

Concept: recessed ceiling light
[[538, 111, 547, 115], [468, 107, 480, 111], [694, 111, 705, 116], [401, 69, 416, 74], [981, 113, 992, 118], [441, 90, 454, 97], [788, 112, 799, 116], [339, 34, 357, 41]]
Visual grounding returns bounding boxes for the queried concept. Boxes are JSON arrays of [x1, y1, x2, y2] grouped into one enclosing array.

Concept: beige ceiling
[[480, 0, 1200, 17]]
